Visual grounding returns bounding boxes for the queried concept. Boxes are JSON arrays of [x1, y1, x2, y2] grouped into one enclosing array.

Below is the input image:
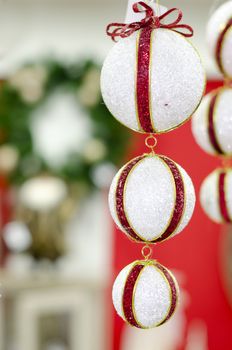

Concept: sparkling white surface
[[200, 170, 222, 223], [112, 262, 134, 321], [109, 155, 195, 242], [134, 265, 171, 328], [192, 93, 216, 155], [175, 163, 195, 235], [192, 88, 232, 156], [226, 171, 232, 220], [207, 1, 232, 78], [101, 28, 205, 133], [112, 262, 178, 328]]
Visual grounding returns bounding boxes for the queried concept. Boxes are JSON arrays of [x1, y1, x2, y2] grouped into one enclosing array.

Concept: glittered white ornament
[[109, 154, 195, 243], [101, 28, 205, 134], [207, 1, 232, 78], [200, 168, 232, 223], [112, 260, 179, 328], [192, 86, 232, 157]]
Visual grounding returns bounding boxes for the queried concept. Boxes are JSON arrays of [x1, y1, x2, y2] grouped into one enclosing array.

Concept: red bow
[[107, 1, 194, 41]]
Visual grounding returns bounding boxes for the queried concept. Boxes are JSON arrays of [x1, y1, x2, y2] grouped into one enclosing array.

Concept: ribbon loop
[[106, 1, 193, 41]]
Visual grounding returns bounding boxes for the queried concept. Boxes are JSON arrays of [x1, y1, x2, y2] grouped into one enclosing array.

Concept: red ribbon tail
[[169, 25, 194, 37]]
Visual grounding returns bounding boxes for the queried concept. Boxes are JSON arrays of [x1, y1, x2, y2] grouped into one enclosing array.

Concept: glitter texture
[[219, 171, 231, 222], [226, 170, 232, 220], [112, 262, 134, 320], [116, 156, 145, 242], [208, 93, 224, 154], [101, 28, 205, 134], [123, 264, 144, 327], [112, 261, 179, 329], [207, 2, 232, 78], [215, 18, 232, 75], [137, 27, 153, 133], [192, 87, 232, 156], [200, 169, 232, 223], [155, 263, 178, 325], [109, 154, 195, 243], [155, 156, 185, 242]]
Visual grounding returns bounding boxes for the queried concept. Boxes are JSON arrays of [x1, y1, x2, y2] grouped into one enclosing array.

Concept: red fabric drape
[[112, 80, 232, 350]]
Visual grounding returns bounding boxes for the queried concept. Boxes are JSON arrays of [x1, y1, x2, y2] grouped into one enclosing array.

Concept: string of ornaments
[[192, 1, 232, 224], [101, 1, 205, 328]]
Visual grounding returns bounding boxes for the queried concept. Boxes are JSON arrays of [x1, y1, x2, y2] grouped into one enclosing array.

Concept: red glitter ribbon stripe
[[208, 93, 224, 155], [215, 18, 232, 75], [218, 171, 231, 223], [155, 263, 178, 325], [123, 264, 145, 328], [116, 156, 145, 242], [136, 27, 154, 133], [154, 156, 185, 243]]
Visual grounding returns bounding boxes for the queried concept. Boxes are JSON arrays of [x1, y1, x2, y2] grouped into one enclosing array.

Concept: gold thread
[[224, 170, 231, 222], [149, 29, 158, 133], [113, 157, 144, 242], [216, 168, 227, 224], [157, 157, 187, 243], [120, 261, 140, 326], [156, 0, 160, 16], [145, 134, 157, 153], [131, 261, 179, 329], [156, 265, 180, 326], [110, 30, 206, 135], [131, 262, 146, 328], [141, 244, 153, 260], [212, 88, 231, 156], [222, 168, 232, 222], [121, 153, 177, 243], [155, 264, 177, 327], [205, 90, 221, 157], [135, 30, 143, 132], [195, 85, 232, 159], [217, 24, 232, 79]]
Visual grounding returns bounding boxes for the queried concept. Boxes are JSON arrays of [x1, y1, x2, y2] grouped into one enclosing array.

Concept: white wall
[[0, 0, 225, 78]]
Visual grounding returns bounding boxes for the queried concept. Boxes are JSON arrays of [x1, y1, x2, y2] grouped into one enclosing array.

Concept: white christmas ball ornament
[[109, 154, 195, 243], [112, 260, 179, 328], [101, 29, 205, 134], [192, 87, 232, 156], [207, 1, 232, 78], [200, 168, 232, 223]]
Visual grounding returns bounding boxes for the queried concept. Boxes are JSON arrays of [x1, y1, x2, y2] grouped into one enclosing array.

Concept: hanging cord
[[141, 244, 153, 260], [145, 134, 158, 154], [222, 157, 232, 169], [144, 0, 160, 16], [156, 0, 160, 16]]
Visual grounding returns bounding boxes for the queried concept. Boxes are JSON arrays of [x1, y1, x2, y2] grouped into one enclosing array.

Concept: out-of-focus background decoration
[[0, 0, 232, 349], [0, 59, 129, 262]]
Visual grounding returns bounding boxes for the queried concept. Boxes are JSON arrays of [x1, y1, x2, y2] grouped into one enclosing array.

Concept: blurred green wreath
[[0, 60, 130, 191]]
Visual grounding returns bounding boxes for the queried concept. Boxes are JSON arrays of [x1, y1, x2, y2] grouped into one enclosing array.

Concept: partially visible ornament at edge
[[200, 168, 232, 224], [192, 86, 232, 157], [207, 1, 232, 78]]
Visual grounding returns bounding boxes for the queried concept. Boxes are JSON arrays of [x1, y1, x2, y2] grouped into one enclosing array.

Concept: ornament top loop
[[145, 134, 157, 154], [221, 157, 232, 169], [141, 244, 153, 260], [106, 1, 194, 42]]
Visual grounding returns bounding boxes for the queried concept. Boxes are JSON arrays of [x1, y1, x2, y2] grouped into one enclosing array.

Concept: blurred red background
[[112, 80, 232, 350]]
